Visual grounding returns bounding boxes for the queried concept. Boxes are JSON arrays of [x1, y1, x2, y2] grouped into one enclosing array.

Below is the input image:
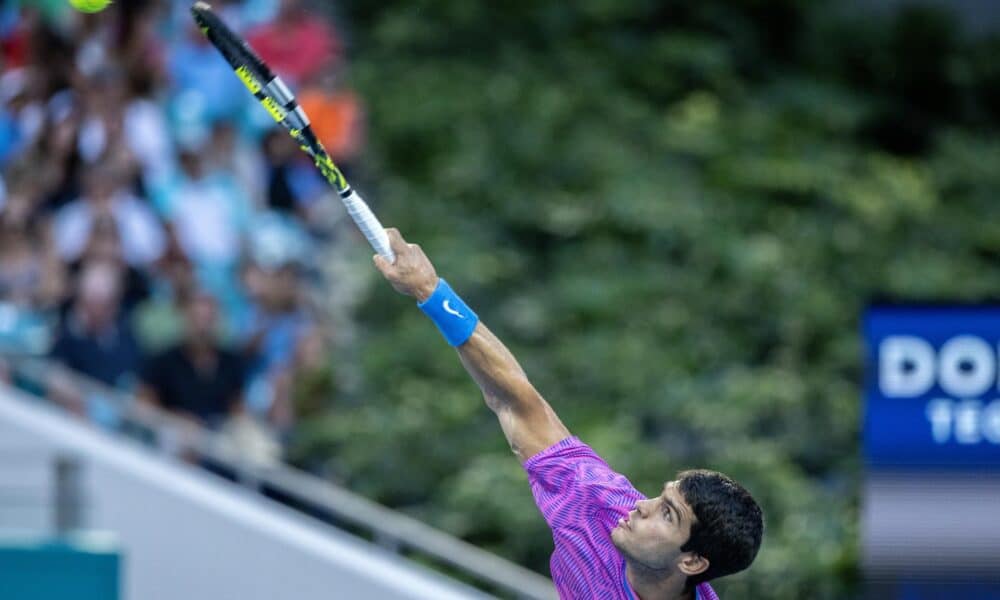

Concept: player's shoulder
[[525, 436, 639, 497], [524, 436, 604, 475]]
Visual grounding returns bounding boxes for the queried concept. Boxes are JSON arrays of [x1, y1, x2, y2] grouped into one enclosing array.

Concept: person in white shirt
[[53, 164, 165, 269]]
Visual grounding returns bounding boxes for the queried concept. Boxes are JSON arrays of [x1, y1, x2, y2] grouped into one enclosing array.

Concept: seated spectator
[[273, 328, 333, 433], [123, 70, 174, 190], [152, 143, 252, 331], [49, 259, 142, 389], [117, 0, 167, 82], [76, 68, 126, 164], [0, 69, 35, 166], [132, 226, 197, 353], [69, 214, 150, 313], [244, 261, 315, 374], [0, 223, 40, 307], [1, 6, 34, 70], [246, 0, 340, 88], [297, 65, 364, 168], [0, 221, 64, 310], [206, 120, 266, 210], [166, 19, 248, 133], [138, 292, 246, 430], [53, 162, 166, 269], [242, 230, 316, 427], [0, 221, 63, 354], [6, 94, 86, 214], [2, 157, 50, 228], [261, 128, 328, 218]]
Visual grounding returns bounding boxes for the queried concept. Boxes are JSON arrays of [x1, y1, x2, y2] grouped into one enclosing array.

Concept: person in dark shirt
[[50, 259, 142, 388], [139, 291, 245, 428]]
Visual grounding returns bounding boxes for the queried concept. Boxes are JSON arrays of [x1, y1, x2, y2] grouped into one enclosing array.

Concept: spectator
[[274, 328, 333, 433], [123, 70, 174, 189], [132, 226, 197, 353], [261, 128, 328, 218], [206, 120, 266, 211], [0, 67, 54, 172], [76, 68, 131, 167], [53, 161, 166, 268], [49, 259, 141, 388], [244, 261, 315, 373], [68, 213, 150, 313], [72, 5, 115, 79], [1, 6, 34, 70], [0, 68, 37, 166], [0, 221, 65, 310], [155, 144, 250, 267], [117, 0, 167, 82], [297, 65, 364, 168], [0, 0, 350, 452], [0, 221, 62, 355], [0, 171, 40, 228], [5, 90, 87, 213], [0, 223, 41, 307], [243, 240, 317, 428], [138, 292, 246, 429], [246, 0, 341, 88], [165, 18, 248, 139], [153, 143, 252, 331]]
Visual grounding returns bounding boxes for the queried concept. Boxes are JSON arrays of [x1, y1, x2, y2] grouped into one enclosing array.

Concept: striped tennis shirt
[[525, 436, 719, 600]]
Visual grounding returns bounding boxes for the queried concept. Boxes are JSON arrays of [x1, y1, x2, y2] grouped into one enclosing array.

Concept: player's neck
[[625, 563, 695, 600]]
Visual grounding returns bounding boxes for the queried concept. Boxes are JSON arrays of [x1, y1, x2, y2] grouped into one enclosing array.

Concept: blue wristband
[[418, 279, 479, 347]]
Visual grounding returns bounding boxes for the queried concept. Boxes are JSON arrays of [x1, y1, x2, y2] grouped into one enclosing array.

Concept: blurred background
[[1, 0, 999, 598]]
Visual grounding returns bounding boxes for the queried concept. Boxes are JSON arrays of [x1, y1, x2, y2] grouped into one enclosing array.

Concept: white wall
[[0, 384, 491, 600]]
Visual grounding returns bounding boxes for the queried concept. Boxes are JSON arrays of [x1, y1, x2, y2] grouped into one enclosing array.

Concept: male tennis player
[[375, 228, 763, 599]]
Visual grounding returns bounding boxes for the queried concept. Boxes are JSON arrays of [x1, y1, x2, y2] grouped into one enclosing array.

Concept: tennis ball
[[68, 0, 112, 13]]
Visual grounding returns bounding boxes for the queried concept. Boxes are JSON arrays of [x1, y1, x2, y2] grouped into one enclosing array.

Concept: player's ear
[[678, 552, 709, 578]]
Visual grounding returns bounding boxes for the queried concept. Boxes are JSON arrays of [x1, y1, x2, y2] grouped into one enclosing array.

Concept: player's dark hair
[[676, 469, 763, 586]]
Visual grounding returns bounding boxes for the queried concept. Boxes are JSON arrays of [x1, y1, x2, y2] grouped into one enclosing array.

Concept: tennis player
[[375, 228, 763, 600]]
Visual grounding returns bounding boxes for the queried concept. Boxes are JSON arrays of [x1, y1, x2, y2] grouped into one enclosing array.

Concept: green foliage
[[301, 1, 1000, 597]]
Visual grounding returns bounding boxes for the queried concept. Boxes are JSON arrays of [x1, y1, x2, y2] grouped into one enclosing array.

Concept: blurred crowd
[[0, 0, 362, 462]]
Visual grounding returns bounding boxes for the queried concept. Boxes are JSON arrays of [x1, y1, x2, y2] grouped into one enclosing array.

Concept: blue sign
[[865, 305, 1000, 468]]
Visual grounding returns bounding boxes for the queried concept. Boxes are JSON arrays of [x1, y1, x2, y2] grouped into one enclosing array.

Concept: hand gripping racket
[[190, 2, 395, 263]]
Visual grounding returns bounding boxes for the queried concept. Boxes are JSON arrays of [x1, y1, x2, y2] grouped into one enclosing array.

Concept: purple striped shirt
[[525, 436, 719, 600]]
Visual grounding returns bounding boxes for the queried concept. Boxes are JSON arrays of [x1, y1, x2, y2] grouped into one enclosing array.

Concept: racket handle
[[342, 190, 396, 263]]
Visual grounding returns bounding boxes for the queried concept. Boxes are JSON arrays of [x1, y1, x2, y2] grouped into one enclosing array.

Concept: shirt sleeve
[[48, 330, 73, 366], [224, 352, 247, 410], [139, 352, 170, 406], [524, 436, 645, 535]]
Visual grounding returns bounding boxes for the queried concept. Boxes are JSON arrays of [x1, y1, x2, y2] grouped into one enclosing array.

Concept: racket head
[[191, 2, 274, 82], [190, 2, 391, 261], [190, 2, 349, 195]]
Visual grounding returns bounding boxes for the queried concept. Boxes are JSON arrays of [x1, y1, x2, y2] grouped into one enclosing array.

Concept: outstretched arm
[[374, 228, 571, 462]]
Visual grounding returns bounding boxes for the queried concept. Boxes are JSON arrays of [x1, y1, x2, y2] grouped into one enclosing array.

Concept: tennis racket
[[190, 2, 395, 263]]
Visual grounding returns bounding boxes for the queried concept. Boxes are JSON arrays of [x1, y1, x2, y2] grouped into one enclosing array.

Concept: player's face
[[611, 481, 697, 571]]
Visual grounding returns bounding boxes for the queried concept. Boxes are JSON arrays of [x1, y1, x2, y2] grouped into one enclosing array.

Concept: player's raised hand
[[374, 228, 439, 302]]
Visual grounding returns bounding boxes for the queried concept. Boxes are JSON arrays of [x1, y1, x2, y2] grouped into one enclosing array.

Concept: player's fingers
[[373, 254, 392, 274], [384, 228, 409, 253]]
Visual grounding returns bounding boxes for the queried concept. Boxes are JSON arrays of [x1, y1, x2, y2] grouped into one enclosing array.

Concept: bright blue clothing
[[167, 41, 248, 129]]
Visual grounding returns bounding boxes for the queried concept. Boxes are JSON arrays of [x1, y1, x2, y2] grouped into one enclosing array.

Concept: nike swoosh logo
[[442, 300, 465, 318]]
